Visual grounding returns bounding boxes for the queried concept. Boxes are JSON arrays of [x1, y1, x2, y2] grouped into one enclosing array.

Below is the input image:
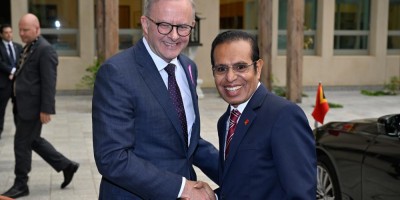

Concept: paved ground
[[0, 89, 399, 199]]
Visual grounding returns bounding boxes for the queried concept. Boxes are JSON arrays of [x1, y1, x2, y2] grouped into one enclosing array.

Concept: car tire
[[317, 155, 341, 200]]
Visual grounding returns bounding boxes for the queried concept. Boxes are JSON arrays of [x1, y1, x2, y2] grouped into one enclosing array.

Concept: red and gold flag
[[312, 83, 329, 124]]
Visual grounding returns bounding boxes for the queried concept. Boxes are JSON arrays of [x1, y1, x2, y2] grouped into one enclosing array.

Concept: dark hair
[[210, 30, 260, 67], [0, 24, 12, 34]]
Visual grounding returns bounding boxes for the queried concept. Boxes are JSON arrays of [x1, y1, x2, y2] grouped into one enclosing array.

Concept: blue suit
[[216, 84, 316, 199], [92, 39, 218, 199]]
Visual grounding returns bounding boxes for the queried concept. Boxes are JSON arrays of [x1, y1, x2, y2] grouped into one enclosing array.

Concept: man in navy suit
[[0, 24, 22, 139], [211, 30, 316, 199], [92, 0, 218, 199]]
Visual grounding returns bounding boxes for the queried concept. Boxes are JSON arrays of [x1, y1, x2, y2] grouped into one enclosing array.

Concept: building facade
[[1, 0, 399, 91]]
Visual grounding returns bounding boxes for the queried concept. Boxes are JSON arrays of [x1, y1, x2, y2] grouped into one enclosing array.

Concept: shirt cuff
[[178, 177, 186, 198], [11, 67, 16, 74]]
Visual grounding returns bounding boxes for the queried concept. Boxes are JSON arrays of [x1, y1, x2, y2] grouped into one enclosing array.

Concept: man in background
[[0, 24, 22, 139], [1, 14, 79, 199]]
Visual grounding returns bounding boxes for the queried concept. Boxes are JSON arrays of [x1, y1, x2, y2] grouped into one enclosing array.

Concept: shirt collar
[[2, 40, 12, 46], [143, 37, 179, 71], [230, 82, 261, 113]]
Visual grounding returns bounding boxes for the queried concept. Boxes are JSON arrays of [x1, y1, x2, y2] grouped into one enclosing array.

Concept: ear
[[140, 16, 149, 35], [256, 59, 264, 80]]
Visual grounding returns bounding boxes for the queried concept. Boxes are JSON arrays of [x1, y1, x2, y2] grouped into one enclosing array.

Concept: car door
[[363, 131, 400, 200]]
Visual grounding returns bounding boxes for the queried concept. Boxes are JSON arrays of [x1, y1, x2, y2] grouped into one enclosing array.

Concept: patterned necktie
[[225, 109, 241, 158], [165, 64, 188, 147], [8, 43, 15, 64]]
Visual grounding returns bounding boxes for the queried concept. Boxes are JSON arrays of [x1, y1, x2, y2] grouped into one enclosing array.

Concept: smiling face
[[140, 0, 194, 63], [213, 40, 263, 107]]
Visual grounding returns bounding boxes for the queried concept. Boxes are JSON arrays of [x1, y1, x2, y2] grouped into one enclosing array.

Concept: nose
[[168, 27, 180, 40], [225, 68, 237, 82]]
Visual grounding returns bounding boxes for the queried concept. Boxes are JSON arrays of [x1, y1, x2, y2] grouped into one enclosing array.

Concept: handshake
[[180, 180, 216, 200]]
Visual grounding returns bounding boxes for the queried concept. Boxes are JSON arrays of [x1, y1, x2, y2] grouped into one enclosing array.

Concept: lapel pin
[[244, 119, 249, 125]]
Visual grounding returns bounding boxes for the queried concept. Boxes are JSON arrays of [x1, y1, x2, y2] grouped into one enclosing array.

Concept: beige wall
[[193, 0, 220, 88], [11, 0, 400, 91]]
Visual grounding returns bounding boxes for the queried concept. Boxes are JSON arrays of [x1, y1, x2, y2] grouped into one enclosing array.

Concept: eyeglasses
[[146, 16, 193, 37], [212, 60, 258, 76]]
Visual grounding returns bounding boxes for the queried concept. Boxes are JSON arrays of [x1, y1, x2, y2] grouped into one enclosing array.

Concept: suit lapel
[[134, 40, 189, 152], [179, 57, 199, 156], [222, 85, 268, 180], [0, 43, 10, 64], [16, 38, 40, 76]]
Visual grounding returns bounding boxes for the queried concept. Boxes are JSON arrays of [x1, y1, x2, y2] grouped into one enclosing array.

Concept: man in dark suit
[[0, 24, 22, 139], [1, 14, 79, 199], [92, 0, 218, 199], [211, 30, 316, 199]]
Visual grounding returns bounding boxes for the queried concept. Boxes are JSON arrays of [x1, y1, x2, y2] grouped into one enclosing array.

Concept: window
[[334, 0, 370, 55], [118, 0, 143, 50], [219, 0, 258, 41], [29, 0, 79, 56], [388, 0, 400, 53], [278, 0, 318, 55]]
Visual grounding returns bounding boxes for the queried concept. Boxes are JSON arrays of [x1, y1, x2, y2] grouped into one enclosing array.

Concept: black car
[[315, 114, 400, 200]]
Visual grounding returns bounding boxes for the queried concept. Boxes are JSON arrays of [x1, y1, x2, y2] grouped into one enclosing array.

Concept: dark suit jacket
[[216, 84, 316, 200], [14, 36, 57, 120], [0, 41, 22, 88], [92, 39, 219, 199]]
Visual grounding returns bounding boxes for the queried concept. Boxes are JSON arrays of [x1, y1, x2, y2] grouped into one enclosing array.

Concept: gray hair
[[143, 0, 196, 20]]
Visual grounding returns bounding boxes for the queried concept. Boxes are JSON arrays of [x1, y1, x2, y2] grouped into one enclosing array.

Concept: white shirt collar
[[230, 82, 261, 113], [2, 40, 12, 46], [143, 37, 179, 71]]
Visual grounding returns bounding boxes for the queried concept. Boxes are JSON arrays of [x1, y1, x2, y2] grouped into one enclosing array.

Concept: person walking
[[1, 13, 79, 199]]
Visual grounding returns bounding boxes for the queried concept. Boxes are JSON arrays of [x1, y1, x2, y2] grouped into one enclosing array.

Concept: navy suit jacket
[[216, 84, 316, 200], [0, 41, 22, 88], [92, 39, 219, 199]]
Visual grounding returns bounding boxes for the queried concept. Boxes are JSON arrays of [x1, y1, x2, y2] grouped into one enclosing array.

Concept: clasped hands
[[180, 180, 216, 200]]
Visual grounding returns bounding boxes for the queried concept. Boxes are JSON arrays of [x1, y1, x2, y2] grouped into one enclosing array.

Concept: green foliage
[[384, 76, 400, 94], [328, 102, 343, 108], [78, 58, 102, 89], [360, 76, 399, 96], [272, 86, 308, 97]]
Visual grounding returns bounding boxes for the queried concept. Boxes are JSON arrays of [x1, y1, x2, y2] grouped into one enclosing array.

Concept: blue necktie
[[165, 64, 188, 147], [8, 43, 15, 65]]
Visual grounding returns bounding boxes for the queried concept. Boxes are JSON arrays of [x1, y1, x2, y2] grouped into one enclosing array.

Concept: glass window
[[219, 0, 258, 42], [118, 0, 143, 50], [388, 0, 400, 52], [29, 0, 79, 56], [334, 0, 370, 55], [278, 0, 318, 55]]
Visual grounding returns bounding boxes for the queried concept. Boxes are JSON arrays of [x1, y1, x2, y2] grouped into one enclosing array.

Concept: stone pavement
[[0, 89, 399, 199]]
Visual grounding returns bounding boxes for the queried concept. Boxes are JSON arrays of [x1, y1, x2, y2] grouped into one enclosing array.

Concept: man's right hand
[[180, 180, 216, 200]]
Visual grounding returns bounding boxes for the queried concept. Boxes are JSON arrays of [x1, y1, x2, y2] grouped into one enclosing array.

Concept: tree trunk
[[258, 0, 273, 91], [286, 0, 304, 103]]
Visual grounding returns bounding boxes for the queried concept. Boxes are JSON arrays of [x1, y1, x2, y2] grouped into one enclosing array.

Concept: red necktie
[[225, 109, 241, 158], [165, 64, 188, 147]]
